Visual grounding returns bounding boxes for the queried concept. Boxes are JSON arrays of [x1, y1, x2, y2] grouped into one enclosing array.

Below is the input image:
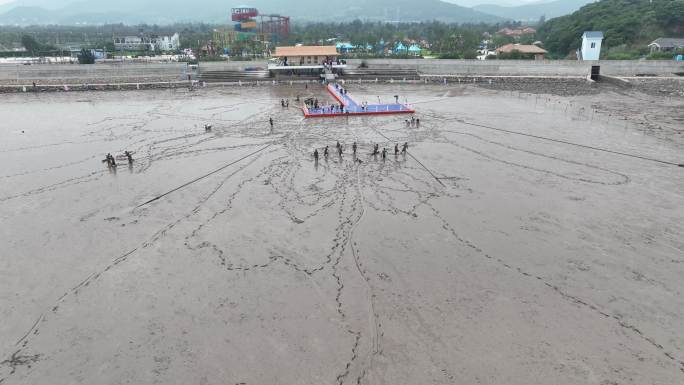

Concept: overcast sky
[[0, 0, 543, 6]]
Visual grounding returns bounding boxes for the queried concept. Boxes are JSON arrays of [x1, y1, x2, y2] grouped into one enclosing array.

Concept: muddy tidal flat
[[1, 82, 684, 385]]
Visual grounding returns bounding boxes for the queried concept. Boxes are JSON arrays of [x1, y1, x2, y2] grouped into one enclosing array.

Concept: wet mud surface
[[1, 83, 683, 384]]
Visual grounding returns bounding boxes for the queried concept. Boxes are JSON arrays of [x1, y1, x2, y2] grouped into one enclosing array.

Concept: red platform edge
[[301, 84, 415, 118]]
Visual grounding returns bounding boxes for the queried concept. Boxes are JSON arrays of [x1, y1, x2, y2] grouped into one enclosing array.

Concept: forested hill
[[537, 0, 684, 56], [474, 0, 595, 21], [0, 0, 504, 25]]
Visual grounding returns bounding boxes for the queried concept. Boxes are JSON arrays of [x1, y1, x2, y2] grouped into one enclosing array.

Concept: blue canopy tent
[[408, 44, 422, 56], [394, 42, 407, 54], [335, 42, 355, 53]]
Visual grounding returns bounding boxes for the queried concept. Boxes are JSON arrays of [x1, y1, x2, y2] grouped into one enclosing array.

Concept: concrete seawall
[[344, 59, 684, 77], [0, 62, 189, 85], [196, 59, 683, 77], [0, 59, 681, 88]]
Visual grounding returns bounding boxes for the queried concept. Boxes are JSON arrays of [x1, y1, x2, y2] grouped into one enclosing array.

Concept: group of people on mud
[[280, 99, 290, 108], [321, 104, 346, 114], [103, 151, 134, 168], [405, 116, 420, 128], [303, 98, 346, 113], [304, 98, 320, 109], [333, 83, 349, 96], [313, 141, 408, 162]]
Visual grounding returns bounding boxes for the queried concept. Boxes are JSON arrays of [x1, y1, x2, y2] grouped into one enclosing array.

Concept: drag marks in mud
[[4, 87, 680, 384], [0, 154, 100, 180], [437, 129, 631, 186], [0, 103, 287, 382], [399, 110, 631, 186], [180, 118, 418, 384], [428, 203, 684, 375], [0, 149, 270, 382], [0, 170, 107, 202], [0, 351, 40, 377]]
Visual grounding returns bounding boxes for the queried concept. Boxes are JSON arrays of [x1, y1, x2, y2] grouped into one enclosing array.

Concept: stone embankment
[[0, 59, 681, 93]]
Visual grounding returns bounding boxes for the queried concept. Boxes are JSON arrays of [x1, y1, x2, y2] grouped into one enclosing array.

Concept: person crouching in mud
[[104, 153, 116, 168]]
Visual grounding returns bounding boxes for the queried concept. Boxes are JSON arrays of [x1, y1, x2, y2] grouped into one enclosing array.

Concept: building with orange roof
[[495, 43, 548, 60], [497, 27, 537, 38], [269, 45, 346, 79]]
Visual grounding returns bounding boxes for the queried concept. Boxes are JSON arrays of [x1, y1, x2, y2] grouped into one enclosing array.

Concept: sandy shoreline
[[1, 83, 683, 384]]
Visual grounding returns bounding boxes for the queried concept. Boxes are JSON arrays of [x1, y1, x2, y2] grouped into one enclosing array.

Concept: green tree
[[537, 0, 684, 57], [20, 35, 42, 55], [77, 49, 95, 64]]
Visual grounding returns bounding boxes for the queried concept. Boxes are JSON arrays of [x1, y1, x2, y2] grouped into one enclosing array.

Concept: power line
[[452, 119, 682, 167], [136, 143, 272, 208], [372, 127, 445, 186]]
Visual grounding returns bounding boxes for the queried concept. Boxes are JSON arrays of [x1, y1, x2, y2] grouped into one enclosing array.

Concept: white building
[[156, 33, 180, 52], [113, 36, 153, 51], [580, 31, 603, 60], [114, 36, 142, 50], [113, 34, 180, 52]]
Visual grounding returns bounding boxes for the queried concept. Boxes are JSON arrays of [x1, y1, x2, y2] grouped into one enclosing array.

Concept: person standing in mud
[[382, 148, 387, 160], [314, 149, 319, 162], [105, 153, 116, 167], [269, 117, 273, 129], [324, 145, 329, 158], [124, 151, 133, 165], [416, 118, 420, 128], [402, 142, 408, 154], [338, 145, 343, 157], [394, 144, 399, 156], [336, 141, 341, 150], [352, 142, 357, 156], [373, 143, 379, 155]]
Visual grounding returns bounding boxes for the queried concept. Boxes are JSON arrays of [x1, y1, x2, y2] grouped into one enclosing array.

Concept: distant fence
[[0, 62, 188, 84], [1, 59, 681, 85], [197, 61, 269, 71]]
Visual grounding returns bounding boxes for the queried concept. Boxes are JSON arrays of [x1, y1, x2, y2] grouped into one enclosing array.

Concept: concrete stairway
[[198, 70, 271, 82]]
